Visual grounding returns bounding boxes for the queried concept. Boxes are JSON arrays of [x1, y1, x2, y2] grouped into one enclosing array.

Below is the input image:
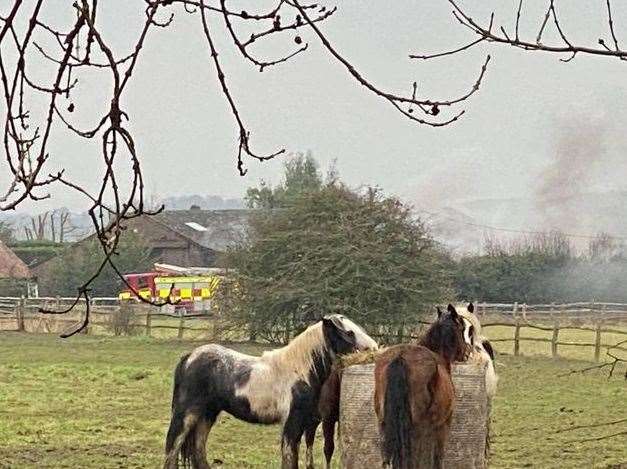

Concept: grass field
[[1, 332, 625, 469]]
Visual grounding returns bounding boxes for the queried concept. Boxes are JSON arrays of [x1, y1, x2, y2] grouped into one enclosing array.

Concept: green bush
[[228, 182, 452, 342]]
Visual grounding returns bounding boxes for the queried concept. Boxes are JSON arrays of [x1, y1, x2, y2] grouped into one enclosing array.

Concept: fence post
[[16, 296, 25, 332], [178, 312, 185, 339], [514, 320, 521, 356], [594, 322, 601, 362], [145, 309, 152, 337], [513, 302, 518, 319], [551, 322, 559, 358], [521, 303, 528, 322]]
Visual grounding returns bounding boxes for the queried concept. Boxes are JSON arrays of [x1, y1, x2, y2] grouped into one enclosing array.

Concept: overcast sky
[[4, 0, 627, 215]]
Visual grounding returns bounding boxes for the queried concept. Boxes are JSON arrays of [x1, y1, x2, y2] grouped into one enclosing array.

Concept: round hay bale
[[339, 363, 489, 469]]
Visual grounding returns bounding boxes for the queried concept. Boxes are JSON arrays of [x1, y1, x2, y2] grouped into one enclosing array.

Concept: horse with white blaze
[[163, 314, 378, 469]]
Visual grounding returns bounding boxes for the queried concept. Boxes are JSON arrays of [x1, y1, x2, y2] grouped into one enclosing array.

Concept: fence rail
[[481, 320, 627, 361], [0, 298, 626, 361]]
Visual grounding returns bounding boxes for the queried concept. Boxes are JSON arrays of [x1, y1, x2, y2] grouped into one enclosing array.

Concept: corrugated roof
[[0, 240, 33, 278], [151, 209, 251, 252]]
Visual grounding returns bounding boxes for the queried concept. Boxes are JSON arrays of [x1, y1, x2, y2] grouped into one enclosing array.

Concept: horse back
[[374, 344, 439, 423]]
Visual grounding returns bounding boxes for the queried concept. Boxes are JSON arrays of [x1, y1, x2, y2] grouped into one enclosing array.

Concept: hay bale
[[339, 363, 489, 469]]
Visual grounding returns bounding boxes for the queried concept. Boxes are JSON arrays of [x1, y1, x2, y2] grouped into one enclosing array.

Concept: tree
[[3, 1, 626, 334], [39, 232, 154, 297], [245, 152, 323, 209], [229, 181, 452, 342], [0, 220, 15, 245], [455, 232, 574, 303], [454, 232, 627, 303]]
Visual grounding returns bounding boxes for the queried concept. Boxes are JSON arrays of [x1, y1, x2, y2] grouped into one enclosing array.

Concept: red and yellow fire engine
[[118, 264, 225, 312]]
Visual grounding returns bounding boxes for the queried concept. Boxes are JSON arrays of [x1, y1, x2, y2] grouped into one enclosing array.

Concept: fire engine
[[118, 263, 226, 313]]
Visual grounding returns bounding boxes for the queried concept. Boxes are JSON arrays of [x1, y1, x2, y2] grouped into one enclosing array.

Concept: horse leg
[[190, 411, 219, 469], [164, 411, 199, 469], [304, 421, 319, 469], [281, 415, 305, 469], [322, 418, 335, 469], [433, 424, 450, 469]]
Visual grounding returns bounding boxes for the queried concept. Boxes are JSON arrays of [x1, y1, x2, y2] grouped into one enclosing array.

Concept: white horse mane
[[261, 322, 328, 383], [260, 315, 377, 384]]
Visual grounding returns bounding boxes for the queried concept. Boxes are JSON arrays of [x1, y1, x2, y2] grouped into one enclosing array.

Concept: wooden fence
[[0, 297, 224, 340], [481, 320, 627, 361], [474, 301, 627, 323], [0, 298, 626, 361]]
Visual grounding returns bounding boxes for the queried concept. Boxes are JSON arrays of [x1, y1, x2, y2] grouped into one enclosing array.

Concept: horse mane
[[261, 322, 328, 383], [455, 304, 483, 337], [418, 315, 468, 364]]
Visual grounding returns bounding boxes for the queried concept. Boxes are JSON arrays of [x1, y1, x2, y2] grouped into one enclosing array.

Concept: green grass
[[0, 333, 625, 469]]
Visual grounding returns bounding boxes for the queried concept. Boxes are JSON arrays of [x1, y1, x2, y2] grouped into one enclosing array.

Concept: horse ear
[[447, 304, 458, 319], [436, 306, 443, 318], [467, 302, 475, 313]]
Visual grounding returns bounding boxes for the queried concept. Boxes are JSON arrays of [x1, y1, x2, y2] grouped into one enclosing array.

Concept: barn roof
[[0, 240, 33, 279], [150, 209, 251, 252]]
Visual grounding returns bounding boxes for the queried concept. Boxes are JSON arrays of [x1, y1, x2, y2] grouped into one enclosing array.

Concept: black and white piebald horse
[[164, 314, 378, 469], [456, 303, 498, 399], [456, 303, 498, 458]]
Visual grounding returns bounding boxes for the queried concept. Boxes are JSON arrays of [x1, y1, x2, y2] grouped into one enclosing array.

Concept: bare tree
[[1, 1, 626, 335], [50, 209, 74, 243], [28, 211, 49, 240], [430, 1, 627, 63]]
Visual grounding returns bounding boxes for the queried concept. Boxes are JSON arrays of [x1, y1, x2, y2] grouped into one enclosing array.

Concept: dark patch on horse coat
[[172, 346, 267, 425]]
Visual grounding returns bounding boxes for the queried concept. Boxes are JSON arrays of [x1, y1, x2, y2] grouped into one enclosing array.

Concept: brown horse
[[318, 305, 469, 469], [374, 304, 468, 469]]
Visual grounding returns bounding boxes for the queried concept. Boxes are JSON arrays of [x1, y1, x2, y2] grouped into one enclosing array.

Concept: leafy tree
[[245, 152, 323, 209], [455, 232, 574, 303], [455, 232, 627, 303], [230, 181, 452, 342], [39, 232, 154, 297]]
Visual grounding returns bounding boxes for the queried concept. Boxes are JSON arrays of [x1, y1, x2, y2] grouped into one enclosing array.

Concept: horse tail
[[164, 353, 198, 469], [380, 356, 414, 469]]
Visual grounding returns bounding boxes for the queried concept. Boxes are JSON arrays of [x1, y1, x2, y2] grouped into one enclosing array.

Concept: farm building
[[31, 209, 250, 295], [137, 207, 251, 266], [0, 240, 38, 297]]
